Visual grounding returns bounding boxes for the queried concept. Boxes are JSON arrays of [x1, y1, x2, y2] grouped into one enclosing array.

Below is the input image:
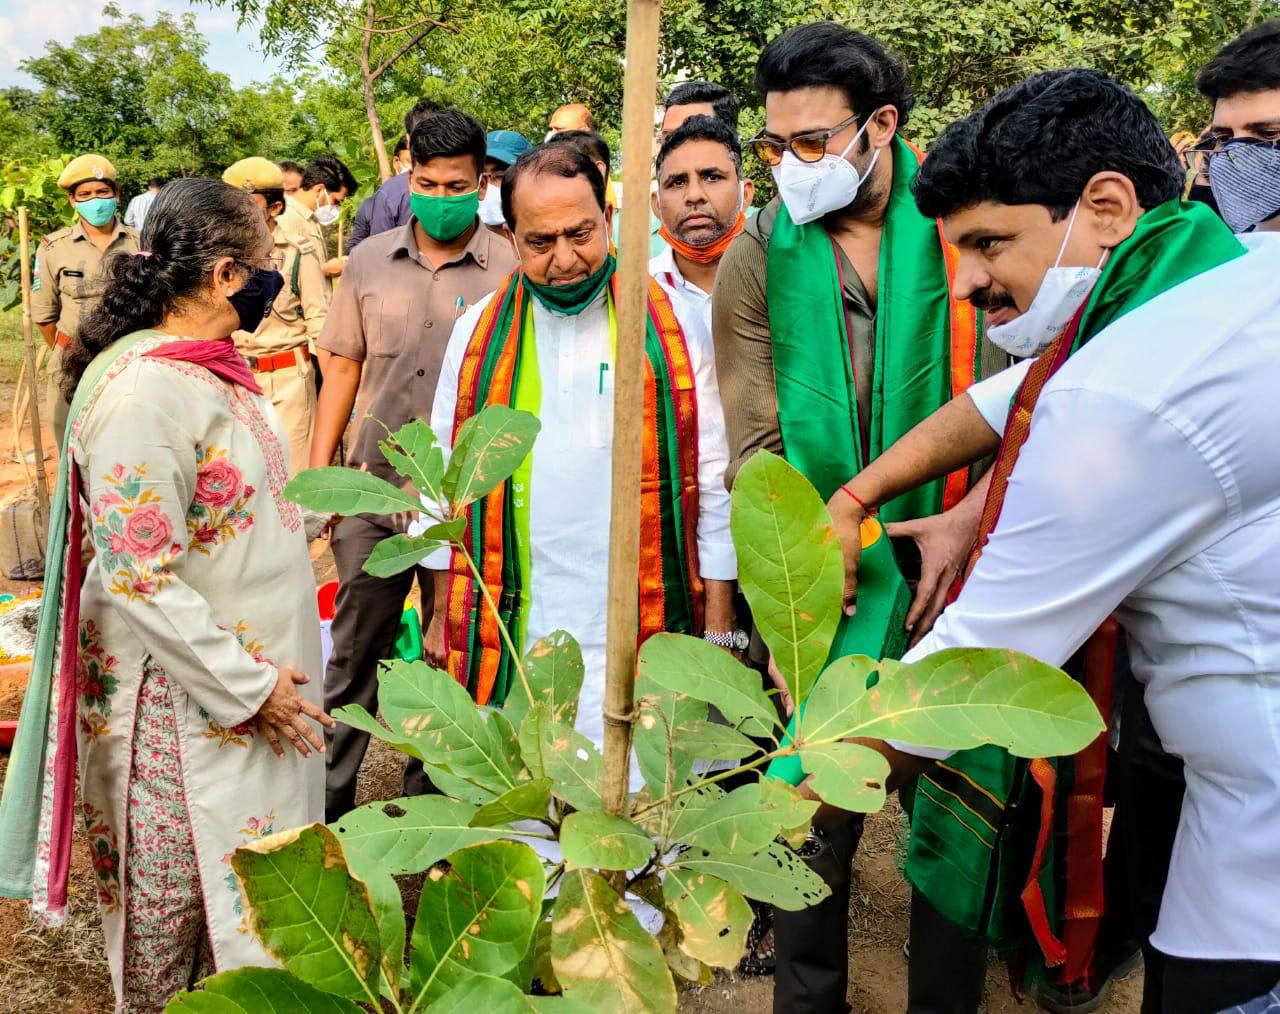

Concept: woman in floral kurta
[[25, 179, 328, 1012]]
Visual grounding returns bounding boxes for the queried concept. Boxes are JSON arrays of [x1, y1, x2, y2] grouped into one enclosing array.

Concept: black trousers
[[906, 890, 988, 1014], [324, 513, 432, 821], [772, 817, 863, 1014], [1153, 953, 1280, 1014]]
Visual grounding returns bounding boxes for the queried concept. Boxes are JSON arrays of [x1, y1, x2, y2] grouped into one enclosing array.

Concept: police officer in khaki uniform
[[32, 153, 139, 447], [222, 156, 331, 475]]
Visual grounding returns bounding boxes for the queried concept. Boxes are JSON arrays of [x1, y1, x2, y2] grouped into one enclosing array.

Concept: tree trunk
[[599, 0, 663, 823], [360, 0, 392, 182]]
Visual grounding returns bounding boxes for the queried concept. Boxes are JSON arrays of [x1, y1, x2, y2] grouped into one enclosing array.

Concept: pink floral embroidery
[[81, 802, 121, 914], [221, 811, 277, 931], [77, 619, 118, 743], [90, 461, 181, 602], [186, 444, 255, 555], [199, 622, 270, 748]]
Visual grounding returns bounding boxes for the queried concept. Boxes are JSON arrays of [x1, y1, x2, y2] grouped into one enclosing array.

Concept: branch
[[369, 19, 458, 80]]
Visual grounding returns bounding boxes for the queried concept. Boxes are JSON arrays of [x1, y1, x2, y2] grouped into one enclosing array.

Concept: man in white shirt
[[423, 143, 740, 755], [123, 177, 162, 231], [649, 115, 754, 339], [825, 69, 1280, 1014]]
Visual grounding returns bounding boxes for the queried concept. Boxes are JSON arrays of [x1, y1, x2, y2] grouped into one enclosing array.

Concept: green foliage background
[[2, 0, 1276, 243]]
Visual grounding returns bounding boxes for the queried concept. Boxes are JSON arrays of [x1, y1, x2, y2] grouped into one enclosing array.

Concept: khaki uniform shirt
[[31, 219, 139, 340], [318, 218, 518, 482], [234, 213, 331, 357]]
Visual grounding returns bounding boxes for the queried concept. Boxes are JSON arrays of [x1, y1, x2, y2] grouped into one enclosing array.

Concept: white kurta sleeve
[[418, 296, 490, 570], [77, 388, 276, 728], [966, 357, 1032, 435], [687, 325, 737, 581], [891, 387, 1231, 758]]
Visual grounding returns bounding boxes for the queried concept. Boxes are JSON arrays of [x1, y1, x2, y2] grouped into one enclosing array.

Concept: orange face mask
[[659, 209, 746, 265]]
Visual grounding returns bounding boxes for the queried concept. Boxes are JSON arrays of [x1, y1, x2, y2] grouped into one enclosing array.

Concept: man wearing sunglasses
[[712, 20, 1006, 1014], [1194, 20, 1280, 234]]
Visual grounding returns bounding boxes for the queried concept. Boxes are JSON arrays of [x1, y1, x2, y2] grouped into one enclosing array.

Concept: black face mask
[[228, 267, 284, 333]]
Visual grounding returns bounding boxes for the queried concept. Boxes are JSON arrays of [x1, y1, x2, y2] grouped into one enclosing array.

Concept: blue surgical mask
[[76, 196, 118, 228]]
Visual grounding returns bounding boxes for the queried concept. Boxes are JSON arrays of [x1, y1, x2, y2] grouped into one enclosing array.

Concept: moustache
[[969, 287, 1017, 313]]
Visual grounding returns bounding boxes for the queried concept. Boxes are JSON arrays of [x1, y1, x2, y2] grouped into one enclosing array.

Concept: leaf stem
[[459, 545, 535, 706], [632, 748, 786, 820]]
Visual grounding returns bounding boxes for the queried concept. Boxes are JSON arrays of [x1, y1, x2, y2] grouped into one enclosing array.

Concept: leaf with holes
[[806, 648, 1104, 757], [730, 449, 844, 708], [505, 630, 585, 730], [471, 778, 554, 828], [283, 465, 423, 517], [800, 742, 890, 813], [380, 419, 446, 504], [637, 634, 777, 737], [230, 824, 381, 1003], [661, 869, 752, 969], [378, 660, 519, 796], [405, 840, 545, 1009], [163, 967, 362, 1012], [673, 842, 830, 911], [329, 795, 500, 875], [550, 870, 677, 1013], [443, 405, 541, 511], [560, 811, 654, 871]]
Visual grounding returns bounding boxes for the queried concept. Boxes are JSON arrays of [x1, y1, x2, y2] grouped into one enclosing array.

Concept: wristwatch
[[704, 629, 750, 652]]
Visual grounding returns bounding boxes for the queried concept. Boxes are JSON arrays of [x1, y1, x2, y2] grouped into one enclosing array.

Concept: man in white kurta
[[424, 143, 737, 757]]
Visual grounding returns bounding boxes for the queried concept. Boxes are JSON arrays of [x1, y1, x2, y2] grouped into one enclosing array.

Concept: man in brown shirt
[[313, 108, 516, 819], [33, 153, 139, 448]]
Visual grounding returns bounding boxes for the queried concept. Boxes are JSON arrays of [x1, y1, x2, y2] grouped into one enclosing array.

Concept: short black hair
[[410, 108, 487, 176], [393, 134, 410, 157], [502, 143, 606, 229], [665, 81, 740, 130], [655, 114, 743, 176], [301, 154, 357, 196], [278, 160, 303, 175], [1197, 20, 1280, 101], [546, 130, 611, 178], [913, 69, 1184, 222], [147, 176, 165, 189], [405, 98, 443, 135], [755, 22, 914, 129]]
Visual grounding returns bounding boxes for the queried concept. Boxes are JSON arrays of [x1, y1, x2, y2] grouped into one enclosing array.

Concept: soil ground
[[0, 326, 1144, 1012]]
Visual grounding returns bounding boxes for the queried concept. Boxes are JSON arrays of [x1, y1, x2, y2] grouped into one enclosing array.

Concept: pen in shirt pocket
[[452, 296, 466, 322]]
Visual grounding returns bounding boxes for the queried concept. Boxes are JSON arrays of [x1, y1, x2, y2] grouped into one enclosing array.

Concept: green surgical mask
[[410, 188, 479, 241], [524, 253, 616, 316], [76, 196, 118, 228]]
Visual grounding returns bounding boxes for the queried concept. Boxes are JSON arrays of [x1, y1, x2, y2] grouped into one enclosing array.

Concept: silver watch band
[[703, 630, 735, 647]]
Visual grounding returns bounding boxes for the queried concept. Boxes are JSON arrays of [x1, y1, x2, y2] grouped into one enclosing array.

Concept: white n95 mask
[[772, 114, 881, 225], [478, 186, 506, 227], [987, 201, 1107, 358]]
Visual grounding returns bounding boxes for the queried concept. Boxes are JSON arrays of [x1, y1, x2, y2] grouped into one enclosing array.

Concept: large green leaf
[[661, 782, 726, 845], [681, 783, 789, 855], [673, 842, 830, 911], [759, 778, 819, 849], [406, 841, 545, 1010], [330, 796, 502, 874], [471, 779, 554, 827], [799, 742, 890, 813], [661, 869, 752, 969], [632, 689, 702, 798], [517, 702, 552, 780], [730, 450, 844, 706], [363, 525, 461, 579], [380, 419, 446, 504], [680, 720, 762, 763], [505, 631, 585, 730], [332, 703, 426, 762], [378, 660, 520, 794], [230, 824, 381, 1002], [637, 634, 777, 737], [550, 870, 677, 1013], [443, 405, 541, 511], [339, 843, 407, 999], [803, 648, 1105, 757], [164, 968, 360, 1013], [539, 718, 604, 813], [423, 761, 504, 806], [427, 976, 596, 1014], [283, 465, 423, 517], [560, 811, 654, 871]]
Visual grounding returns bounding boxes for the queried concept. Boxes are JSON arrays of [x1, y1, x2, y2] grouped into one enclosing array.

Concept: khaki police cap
[[222, 157, 286, 193], [57, 154, 117, 190]]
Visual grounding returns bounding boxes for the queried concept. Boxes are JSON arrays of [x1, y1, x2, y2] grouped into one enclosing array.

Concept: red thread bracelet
[[838, 484, 876, 515]]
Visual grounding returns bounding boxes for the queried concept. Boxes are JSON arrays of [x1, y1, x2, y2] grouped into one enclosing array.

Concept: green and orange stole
[[767, 135, 983, 517], [905, 200, 1246, 988], [444, 271, 704, 706]]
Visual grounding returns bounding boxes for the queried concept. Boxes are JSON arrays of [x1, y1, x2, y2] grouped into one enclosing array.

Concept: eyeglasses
[[748, 111, 862, 166], [1186, 136, 1280, 164]]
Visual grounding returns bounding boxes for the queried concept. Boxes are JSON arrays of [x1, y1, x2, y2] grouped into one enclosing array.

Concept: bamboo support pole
[[600, 0, 662, 819], [18, 208, 50, 514]]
